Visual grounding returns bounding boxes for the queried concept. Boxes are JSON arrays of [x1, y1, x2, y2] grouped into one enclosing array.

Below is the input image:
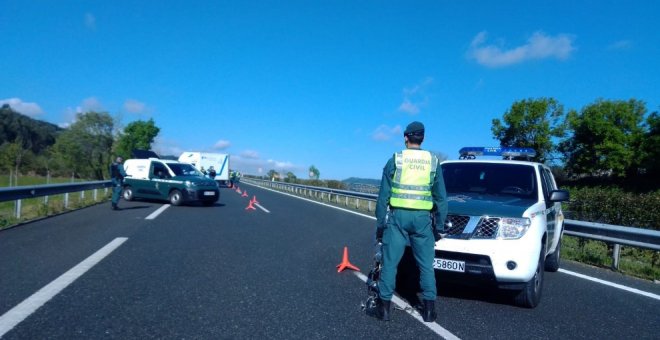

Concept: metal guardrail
[[2, 179, 659, 270], [244, 178, 660, 269], [0, 181, 113, 219]]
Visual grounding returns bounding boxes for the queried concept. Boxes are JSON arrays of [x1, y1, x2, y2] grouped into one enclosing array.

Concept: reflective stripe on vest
[[390, 149, 437, 210]]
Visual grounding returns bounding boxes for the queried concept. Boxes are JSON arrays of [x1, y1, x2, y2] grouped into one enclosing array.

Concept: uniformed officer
[[367, 121, 448, 322], [110, 156, 127, 210]]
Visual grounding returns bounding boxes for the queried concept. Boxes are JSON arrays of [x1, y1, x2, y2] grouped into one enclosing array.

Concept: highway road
[[1, 183, 659, 339]]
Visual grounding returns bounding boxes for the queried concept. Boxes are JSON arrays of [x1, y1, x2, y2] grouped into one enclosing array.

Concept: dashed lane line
[[145, 204, 170, 220], [0, 237, 129, 337]]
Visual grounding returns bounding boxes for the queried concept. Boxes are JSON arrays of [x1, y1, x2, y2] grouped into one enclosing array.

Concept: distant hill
[[0, 104, 62, 154], [342, 177, 380, 193]]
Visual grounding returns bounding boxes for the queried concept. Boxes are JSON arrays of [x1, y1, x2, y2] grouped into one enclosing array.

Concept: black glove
[[433, 228, 443, 241], [376, 228, 384, 242]]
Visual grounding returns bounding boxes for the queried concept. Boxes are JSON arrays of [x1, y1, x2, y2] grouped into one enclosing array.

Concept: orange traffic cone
[[245, 199, 256, 211], [251, 195, 259, 204], [242, 190, 248, 197], [336, 246, 360, 273]]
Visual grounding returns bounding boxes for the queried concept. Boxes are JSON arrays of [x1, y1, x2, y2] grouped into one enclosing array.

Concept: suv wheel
[[123, 186, 134, 201], [169, 189, 183, 206], [545, 237, 562, 272], [514, 248, 545, 308]]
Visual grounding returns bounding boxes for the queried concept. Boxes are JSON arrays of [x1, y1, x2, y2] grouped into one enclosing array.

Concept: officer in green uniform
[[110, 156, 127, 210], [367, 121, 448, 322]]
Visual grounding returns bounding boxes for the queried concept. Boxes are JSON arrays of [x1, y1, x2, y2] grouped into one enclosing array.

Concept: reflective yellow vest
[[390, 149, 438, 210]]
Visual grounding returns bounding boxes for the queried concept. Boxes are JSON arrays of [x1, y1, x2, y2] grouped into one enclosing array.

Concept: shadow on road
[[395, 247, 516, 308]]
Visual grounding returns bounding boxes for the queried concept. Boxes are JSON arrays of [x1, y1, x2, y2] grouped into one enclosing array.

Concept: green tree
[[308, 165, 320, 180], [491, 98, 565, 163], [0, 139, 34, 186], [559, 99, 646, 178], [52, 111, 115, 180], [267, 169, 280, 180], [639, 111, 659, 177], [285, 171, 297, 183], [114, 118, 160, 158]]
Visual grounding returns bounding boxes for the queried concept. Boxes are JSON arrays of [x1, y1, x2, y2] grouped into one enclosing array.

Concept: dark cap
[[404, 121, 425, 136]]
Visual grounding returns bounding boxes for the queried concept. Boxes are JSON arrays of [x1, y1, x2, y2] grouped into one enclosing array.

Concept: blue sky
[[2, 1, 658, 180]]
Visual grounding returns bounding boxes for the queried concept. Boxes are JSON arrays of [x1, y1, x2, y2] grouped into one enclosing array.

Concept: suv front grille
[[473, 217, 500, 239], [444, 215, 470, 236], [443, 215, 500, 239]]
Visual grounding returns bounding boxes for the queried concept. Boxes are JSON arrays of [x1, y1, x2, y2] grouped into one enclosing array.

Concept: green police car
[[122, 158, 219, 206], [435, 147, 569, 308]]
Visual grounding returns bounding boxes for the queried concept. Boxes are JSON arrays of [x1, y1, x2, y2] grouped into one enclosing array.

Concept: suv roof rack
[[459, 147, 536, 160]]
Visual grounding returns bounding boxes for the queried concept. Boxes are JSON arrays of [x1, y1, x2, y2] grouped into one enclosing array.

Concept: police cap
[[404, 121, 425, 136]]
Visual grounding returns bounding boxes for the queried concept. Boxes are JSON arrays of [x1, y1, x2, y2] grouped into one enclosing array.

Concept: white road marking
[[0, 237, 128, 337], [254, 202, 270, 213], [353, 271, 461, 340], [145, 204, 170, 220], [241, 182, 376, 220], [558, 268, 660, 301], [244, 181, 660, 303]]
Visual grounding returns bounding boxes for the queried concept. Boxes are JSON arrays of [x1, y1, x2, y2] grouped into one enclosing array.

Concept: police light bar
[[459, 147, 536, 160]]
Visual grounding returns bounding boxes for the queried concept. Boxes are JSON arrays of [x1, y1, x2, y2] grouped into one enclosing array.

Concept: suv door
[[539, 166, 559, 243]]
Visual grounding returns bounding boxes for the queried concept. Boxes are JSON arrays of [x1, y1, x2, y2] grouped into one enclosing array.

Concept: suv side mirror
[[549, 190, 569, 202]]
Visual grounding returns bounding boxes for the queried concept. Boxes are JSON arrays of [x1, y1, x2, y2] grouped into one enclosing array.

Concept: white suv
[[434, 147, 569, 308]]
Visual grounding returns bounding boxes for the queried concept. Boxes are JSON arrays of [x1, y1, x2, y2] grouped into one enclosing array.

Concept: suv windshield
[[168, 163, 203, 176], [442, 162, 537, 199]]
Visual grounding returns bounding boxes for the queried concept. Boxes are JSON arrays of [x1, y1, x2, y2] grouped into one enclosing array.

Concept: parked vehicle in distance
[[122, 158, 219, 206], [178, 152, 230, 186], [435, 147, 569, 308]]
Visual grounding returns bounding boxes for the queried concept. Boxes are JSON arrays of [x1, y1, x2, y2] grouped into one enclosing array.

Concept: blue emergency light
[[459, 147, 536, 160]]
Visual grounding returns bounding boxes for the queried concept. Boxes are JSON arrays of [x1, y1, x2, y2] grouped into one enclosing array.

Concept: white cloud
[[468, 31, 576, 68], [123, 99, 148, 114], [372, 124, 402, 141], [85, 13, 96, 30], [398, 78, 432, 115], [608, 40, 632, 50], [81, 97, 103, 112], [0, 98, 44, 117], [213, 140, 231, 150], [151, 137, 184, 157], [241, 150, 260, 159], [398, 99, 419, 114]]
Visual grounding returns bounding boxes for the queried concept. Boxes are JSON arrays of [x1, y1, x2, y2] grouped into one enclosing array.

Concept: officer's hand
[[433, 229, 443, 241], [376, 228, 384, 242]]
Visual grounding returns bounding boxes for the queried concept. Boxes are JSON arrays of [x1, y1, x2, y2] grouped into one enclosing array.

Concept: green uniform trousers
[[111, 180, 122, 204], [378, 208, 437, 301]]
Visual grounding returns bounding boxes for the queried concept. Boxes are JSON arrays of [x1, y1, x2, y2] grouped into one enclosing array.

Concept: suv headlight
[[185, 180, 197, 187], [497, 217, 531, 239]]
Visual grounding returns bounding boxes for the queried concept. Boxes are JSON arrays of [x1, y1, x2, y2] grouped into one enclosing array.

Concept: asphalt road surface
[[1, 183, 658, 339]]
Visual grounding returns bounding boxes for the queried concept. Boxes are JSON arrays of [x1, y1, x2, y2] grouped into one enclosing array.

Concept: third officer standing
[[367, 121, 448, 322]]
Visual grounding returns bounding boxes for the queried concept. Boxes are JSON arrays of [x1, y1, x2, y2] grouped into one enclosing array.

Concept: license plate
[[203, 191, 215, 196], [433, 258, 465, 272]]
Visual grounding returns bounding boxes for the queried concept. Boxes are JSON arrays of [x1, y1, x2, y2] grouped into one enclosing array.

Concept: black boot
[[366, 299, 392, 321], [422, 299, 437, 322], [111, 203, 118, 210]]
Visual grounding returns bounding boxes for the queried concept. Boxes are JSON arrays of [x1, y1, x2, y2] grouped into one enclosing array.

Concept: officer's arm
[[119, 164, 127, 177], [375, 157, 395, 232], [432, 165, 448, 230]]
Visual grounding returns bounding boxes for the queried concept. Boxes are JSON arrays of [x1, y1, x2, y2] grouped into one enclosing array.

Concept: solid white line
[[0, 237, 128, 337], [558, 268, 660, 301], [244, 183, 660, 315], [254, 202, 270, 213], [241, 182, 376, 220], [145, 204, 170, 220], [353, 271, 461, 340]]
